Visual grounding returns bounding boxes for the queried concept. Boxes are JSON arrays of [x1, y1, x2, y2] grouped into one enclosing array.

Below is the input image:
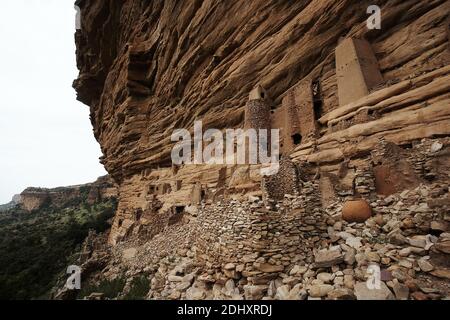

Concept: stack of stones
[[193, 191, 327, 288], [354, 165, 376, 199], [245, 99, 271, 130], [409, 139, 446, 181], [370, 137, 389, 166], [299, 180, 323, 217], [410, 148, 428, 178], [262, 157, 299, 201]]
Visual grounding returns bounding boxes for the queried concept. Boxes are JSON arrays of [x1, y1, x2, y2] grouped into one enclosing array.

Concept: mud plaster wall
[[336, 38, 383, 106]]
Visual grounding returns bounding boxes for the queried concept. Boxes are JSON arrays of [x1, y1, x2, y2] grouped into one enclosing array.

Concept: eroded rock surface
[[72, 0, 450, 300], [18, 176, 117, 212]]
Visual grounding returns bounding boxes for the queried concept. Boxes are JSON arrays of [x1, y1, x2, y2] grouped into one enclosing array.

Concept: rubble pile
[[79, 181, 449, 300]]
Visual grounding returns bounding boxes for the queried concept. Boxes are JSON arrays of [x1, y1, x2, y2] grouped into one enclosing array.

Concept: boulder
[[430, 221, 449, 233], [176, 282, 192, 291], [309, 284, 334, 298], [354, 282, 395, 300], [327, 288, 356, 300], [185, 286, 207, 300], [122, 248, 137, 260], [317, 272, 334, 283], [275, 285, 290, 300], [346, 236, 363, 249], [430, 141, 443, 152], [168, 275, 183, 282], [243, 285, 268, 300], [430, 269, 450, 280], [257, 263, 284, 273], [224, 263, 236, 270], [287, 284, 307, 300], [289, 265, 308, 276], [344, 249, 356, 265], [392, 281, 409, 300], [314, 248, 344, 268], [435, 237, 450, 254], [417, 259, 434, 272]]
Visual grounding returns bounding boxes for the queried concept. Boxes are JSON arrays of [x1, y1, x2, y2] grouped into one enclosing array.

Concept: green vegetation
[[0, 201, 15, 212], [123, 275, 150, 300], [78, 277, 126, 300], [76, 274, 150, 300], [0, 198, 117, 300]]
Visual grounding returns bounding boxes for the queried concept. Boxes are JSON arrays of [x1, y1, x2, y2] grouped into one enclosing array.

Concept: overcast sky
[[0, 0, 107, 203]]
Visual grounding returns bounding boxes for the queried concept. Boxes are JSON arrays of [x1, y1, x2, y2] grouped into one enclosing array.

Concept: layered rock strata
[[19, 176, 117, 212], [74, 0, 449, 245], [73, 0, 450, 300]]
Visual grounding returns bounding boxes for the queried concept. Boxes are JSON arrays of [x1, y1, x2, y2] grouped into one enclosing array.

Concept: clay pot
[[342, 199, 372, 223]]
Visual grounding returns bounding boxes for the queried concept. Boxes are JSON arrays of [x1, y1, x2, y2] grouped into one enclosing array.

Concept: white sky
[[0, 0, 107, 203]]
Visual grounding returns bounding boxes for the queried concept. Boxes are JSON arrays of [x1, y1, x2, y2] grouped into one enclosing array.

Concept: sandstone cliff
[[19, 176, 117, 212], [73, 1, 450, 300], [74, 0, 449, 244], [75, 0, 449, 176]]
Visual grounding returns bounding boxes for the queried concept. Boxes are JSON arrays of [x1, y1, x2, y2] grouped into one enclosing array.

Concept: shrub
[[123, 276, 150, 300], [0, 199, 117, 300], [78, 277, 126, 300]]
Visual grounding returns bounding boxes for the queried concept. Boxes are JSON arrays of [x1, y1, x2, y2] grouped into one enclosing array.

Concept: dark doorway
[[292, 133, 302, 145], [312, 80, 324, 121], [175, 206, 185, 214], [135, 209, 142, 221], [169, 206, 185, 225]]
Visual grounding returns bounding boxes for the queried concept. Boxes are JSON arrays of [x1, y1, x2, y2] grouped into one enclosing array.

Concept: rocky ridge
[[18, 176, 117, 212]]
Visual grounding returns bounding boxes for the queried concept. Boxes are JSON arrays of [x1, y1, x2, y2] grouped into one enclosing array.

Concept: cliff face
[[18, 176, 117, 212], [74, 0, 450, 245], [71, 0, 450, 301], [0, 184, 117, 300]]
